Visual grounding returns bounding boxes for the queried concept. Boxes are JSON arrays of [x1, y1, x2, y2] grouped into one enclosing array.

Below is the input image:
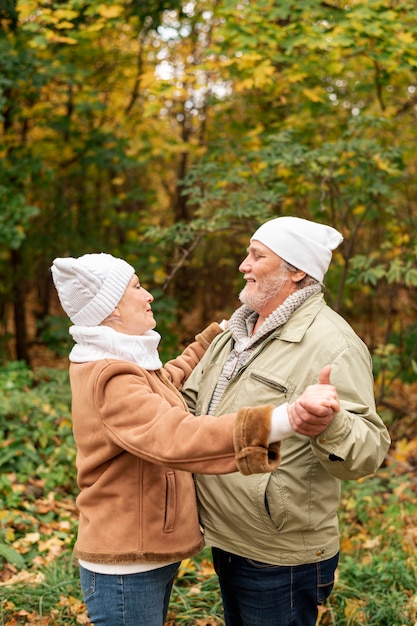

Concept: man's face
[[238, 240, 297, 317]]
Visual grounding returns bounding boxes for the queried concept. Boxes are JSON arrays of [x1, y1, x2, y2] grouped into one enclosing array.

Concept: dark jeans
[[212, 547, 339, 626]]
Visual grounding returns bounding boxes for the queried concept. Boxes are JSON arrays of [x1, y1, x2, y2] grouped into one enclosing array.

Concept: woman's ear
[[102, 308, 121, 326]]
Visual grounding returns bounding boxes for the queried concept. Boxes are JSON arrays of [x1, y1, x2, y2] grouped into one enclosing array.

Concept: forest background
[[1, 0, 417, 624]]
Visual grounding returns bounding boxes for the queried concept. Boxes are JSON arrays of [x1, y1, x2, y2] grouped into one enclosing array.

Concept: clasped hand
[[287, 365, 340, 437]]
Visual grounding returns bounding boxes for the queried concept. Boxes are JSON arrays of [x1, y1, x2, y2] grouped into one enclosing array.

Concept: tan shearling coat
[[70, 323, 280, 564]]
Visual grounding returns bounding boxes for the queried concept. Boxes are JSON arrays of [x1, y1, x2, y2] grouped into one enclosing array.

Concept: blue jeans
[[212, 548, 339, 626], [79, 562, 180, 626]]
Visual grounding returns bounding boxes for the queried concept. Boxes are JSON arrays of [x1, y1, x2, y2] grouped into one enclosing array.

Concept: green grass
[[0, 554, 84, 625], [167, 549, 224, 625]]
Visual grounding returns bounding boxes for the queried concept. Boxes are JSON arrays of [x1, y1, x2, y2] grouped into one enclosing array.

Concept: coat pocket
[[164, 470, 176, 533]]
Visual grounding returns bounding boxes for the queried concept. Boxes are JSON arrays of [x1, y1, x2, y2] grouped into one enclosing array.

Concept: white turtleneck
[[69, 325, 163, 369]]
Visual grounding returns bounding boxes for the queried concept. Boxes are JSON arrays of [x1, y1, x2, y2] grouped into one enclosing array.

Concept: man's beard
[[239, 272, 289, 312]]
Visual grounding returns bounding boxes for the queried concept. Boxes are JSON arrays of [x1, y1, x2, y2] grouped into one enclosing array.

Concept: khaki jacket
[[70, 324, 280, 565], [182, 294, 391, 565]]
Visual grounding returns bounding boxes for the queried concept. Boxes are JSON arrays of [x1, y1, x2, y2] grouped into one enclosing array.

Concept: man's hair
[[281, 260, 319, 289]]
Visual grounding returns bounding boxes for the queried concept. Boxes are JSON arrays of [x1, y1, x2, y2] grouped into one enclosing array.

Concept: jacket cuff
[[195, 322, 223, 350], [233, 405, 281, 475]]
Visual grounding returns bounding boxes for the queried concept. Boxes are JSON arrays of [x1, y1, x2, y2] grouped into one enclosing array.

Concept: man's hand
[[287, 365, 340, 437]]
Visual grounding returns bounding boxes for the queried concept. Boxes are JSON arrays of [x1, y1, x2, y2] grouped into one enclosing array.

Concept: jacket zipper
[[250, 373, 287, 394]]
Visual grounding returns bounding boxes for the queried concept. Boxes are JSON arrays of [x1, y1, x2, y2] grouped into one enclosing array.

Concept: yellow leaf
[[396, 31, 416, 44], [54, 9, 79, 20], [236, 52, 264, 68], [176, 558, 196, 577], [288, 72, 308, 84], [0, 570, 45, 585], [302, 87, 325, 103], [59, 594, 87, 614], [98, 4, 123, 18], [344, 597, 366, 621], [252, 61, 275, 87], [372, 154, 394, 172], [235, 77, 254, 92], [340, 535, 355, 552], [38, 536, 65, 561], [45, 32, 78, 45], [153, 268, 167, 285], [198, 559, 216, 576], [56, 20, 75, 30], [391, 437, 417, 463], [353, 205, 366, 216], [362, 536, 381, 549], [140, 71, 157, 89]]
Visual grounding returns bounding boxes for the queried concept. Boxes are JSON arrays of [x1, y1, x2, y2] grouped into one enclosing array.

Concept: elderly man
[[182, 216, 390, 626]]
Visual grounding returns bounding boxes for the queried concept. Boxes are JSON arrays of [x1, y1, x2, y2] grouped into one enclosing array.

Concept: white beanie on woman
[[51, 253, 135, 326], [251, 216, 343, 283]]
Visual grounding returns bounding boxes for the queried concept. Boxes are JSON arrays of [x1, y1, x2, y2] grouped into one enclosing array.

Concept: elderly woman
[[51, 252, 338, 626]]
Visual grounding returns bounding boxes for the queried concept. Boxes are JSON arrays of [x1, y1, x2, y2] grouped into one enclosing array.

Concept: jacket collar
[[275, 291, 326, 343]]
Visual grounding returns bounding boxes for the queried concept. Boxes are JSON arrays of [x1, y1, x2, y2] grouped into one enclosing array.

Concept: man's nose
[[239, 256, 250, 273]]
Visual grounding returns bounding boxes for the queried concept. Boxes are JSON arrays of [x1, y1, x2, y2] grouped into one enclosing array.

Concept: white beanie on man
[[251, 216, 343, 283], [51, 253, 135, 326]]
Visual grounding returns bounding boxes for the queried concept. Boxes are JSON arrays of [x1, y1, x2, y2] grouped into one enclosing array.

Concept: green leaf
[[0, 543, 26, 569]]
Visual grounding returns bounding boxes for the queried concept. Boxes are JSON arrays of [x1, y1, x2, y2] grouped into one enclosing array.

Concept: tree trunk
[[11, 249, 31, 365]]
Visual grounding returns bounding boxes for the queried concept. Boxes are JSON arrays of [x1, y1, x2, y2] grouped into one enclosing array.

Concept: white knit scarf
[[68, 325, 163, 370]]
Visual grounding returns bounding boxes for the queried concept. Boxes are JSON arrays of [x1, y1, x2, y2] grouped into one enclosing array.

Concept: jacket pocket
[[164, 470, 176, 533], [264, 472, 289, 531], [250, 373, 288, 395]]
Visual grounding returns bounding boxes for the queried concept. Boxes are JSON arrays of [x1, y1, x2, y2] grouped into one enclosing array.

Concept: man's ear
[[291, 269, 307, 284]]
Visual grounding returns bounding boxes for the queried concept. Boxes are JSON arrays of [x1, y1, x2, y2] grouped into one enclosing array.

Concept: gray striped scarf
[[208, 284, 321, 413]]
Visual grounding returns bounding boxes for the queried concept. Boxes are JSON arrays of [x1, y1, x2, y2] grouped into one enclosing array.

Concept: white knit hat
[[51, 253, 135, 326], [251, 216, 343, 283]]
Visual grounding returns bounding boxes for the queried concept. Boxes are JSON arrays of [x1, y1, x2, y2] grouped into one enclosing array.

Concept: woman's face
[[108, 275, 156, 336]]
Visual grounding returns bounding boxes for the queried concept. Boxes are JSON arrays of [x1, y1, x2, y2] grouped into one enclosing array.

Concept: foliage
[[320, 468, 417, 625], [1, 1, 417, 406], [0, 555, 86, 625], [0, 361, 76, 497], [37, 316, 73, 358]]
